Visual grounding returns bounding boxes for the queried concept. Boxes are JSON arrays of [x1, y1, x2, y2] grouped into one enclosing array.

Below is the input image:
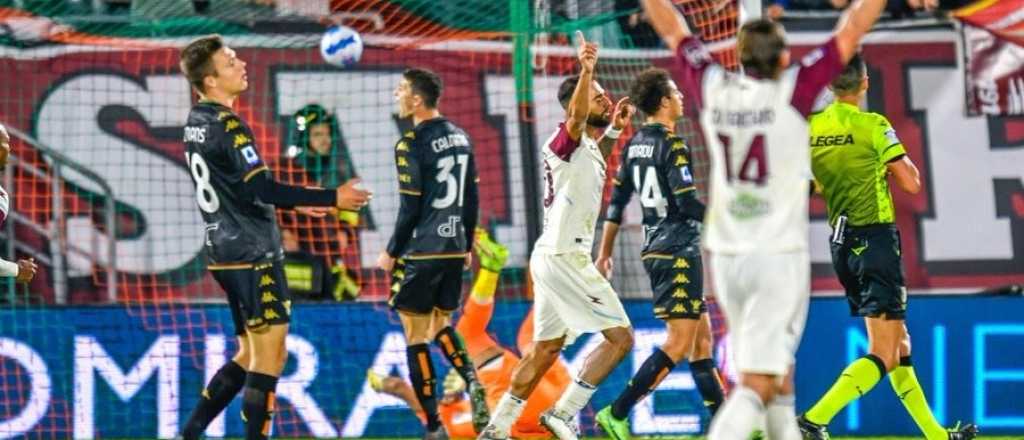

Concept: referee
[[797, 53, 977, 440]]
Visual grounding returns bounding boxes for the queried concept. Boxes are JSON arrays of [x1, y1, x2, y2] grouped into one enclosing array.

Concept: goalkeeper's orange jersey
[[438, 350, 572, 438]]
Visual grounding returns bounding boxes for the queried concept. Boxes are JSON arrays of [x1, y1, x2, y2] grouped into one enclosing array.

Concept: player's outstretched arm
[[0, 257, 36, 284], [566, 31, 597, 141], [833, 0, 887, 63], [641, 0, 693, 51]]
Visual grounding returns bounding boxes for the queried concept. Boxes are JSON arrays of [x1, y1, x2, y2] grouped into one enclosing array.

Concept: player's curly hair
[[180, 35, 224, 94], [737, 19, 786, 79], [403, 68, 443, 108], [630, 68, 673, 116], [831, 52, 867, 96]]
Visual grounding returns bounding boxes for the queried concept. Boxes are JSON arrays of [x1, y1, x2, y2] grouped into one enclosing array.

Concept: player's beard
[[587, 113, 611, 128]]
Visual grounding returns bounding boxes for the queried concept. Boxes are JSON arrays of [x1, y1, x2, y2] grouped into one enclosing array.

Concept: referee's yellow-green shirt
[[809, 101, 907, 226]]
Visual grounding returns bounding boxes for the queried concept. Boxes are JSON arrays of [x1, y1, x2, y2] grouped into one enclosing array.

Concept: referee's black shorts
[[830, 224, 907, 320]]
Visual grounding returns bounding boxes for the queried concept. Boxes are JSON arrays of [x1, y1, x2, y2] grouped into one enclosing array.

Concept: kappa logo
[[233, 133, 252, 147], [259, 275, 274, 287], [673, 258, 689, 269]]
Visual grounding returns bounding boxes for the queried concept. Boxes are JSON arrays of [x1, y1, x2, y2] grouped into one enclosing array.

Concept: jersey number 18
[[186, 152, 220, 213]]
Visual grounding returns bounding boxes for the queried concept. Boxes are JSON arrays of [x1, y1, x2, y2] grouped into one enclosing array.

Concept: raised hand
[[611, 96, 635, 130], [576, 30, 598, 73], [336, 178, 372, 211], [15, 258, 36, 284]]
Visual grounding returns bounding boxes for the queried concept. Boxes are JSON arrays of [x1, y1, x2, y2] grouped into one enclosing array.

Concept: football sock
[[766, 394, 800, 440], [241, 372, 278, 440], [610, 348, 675, 419], [707, 385, 764, 440], [471, 268, 500, 303], [890, 356, 947, 440], [805, 354, 886, 425], [434, 326, 479, 384], [407, 343, 442, 431], [690, 357, 725, 418], [489, 392, 526, 435], [554, 377, 597, 416], [182, 360, 246, 439]]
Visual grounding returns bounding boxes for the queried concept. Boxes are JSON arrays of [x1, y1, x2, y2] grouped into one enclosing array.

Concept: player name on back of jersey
[[184, 126, 207, 143], [627, 143, 655, 159], [712, 108, 775, 127], [430, 133, 470, 152]]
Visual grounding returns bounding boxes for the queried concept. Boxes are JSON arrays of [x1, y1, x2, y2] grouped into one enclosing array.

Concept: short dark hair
[[737, 19, 786, 79], [403, 68, 443, 108], [180, 35, 224, 93], [557, 75, 580, 110], [630, 68, 673, 116], [831, 52, 866, 96]]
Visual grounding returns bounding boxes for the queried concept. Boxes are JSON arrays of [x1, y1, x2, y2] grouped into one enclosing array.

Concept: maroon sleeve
[[548, 122, 580, 162], [791, 38, 844, 117], [674, 36, 715, 111]]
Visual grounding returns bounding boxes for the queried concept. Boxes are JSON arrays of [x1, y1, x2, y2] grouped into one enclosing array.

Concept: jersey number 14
[[718, 134, 767, 185]]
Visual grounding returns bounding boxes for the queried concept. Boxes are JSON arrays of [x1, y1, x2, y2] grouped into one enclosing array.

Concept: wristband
[[604, 126, 622, 139]]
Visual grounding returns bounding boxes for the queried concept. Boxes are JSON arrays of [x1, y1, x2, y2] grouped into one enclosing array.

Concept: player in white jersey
[[642, 0, 887, 438], [479, 31, 634, 440]]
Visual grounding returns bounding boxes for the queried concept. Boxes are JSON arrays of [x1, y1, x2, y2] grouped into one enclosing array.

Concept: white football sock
[[488, 392, 525, 435], [766, 394, 800, 440], [708, 386, 765, 440], [553, 378, 597, 417]]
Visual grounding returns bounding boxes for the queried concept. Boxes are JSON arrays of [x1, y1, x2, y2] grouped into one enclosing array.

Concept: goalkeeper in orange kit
[[368, 228, 571, 438]]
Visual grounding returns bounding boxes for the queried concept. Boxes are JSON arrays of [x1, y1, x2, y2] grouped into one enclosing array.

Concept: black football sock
[[241, 372, 279, 440], [182, 361, 246, 439], [408, 343, 442, 431], [611, 348, 676, 419], [434, 326, 479, 384], [690, 357, 725, 418]]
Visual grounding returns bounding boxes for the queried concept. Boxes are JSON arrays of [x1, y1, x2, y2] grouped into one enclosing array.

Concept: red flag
[[954, 0, 1024, 115]]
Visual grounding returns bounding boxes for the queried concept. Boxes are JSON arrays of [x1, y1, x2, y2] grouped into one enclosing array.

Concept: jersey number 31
[[432, 153, 469, 209]]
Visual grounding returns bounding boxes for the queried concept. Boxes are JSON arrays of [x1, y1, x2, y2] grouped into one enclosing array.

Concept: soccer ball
[[320, 25, 363, 68]]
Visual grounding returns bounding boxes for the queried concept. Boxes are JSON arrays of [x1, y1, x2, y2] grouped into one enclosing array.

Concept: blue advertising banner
[[0, 296, 1020, 438]]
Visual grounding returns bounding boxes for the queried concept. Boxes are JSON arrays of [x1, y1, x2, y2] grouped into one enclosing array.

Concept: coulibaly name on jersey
[[810, 134, 854, 147], [430, 133, 470, 153], [628, 143, 655, 159], [712, 108, 775, 127]]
